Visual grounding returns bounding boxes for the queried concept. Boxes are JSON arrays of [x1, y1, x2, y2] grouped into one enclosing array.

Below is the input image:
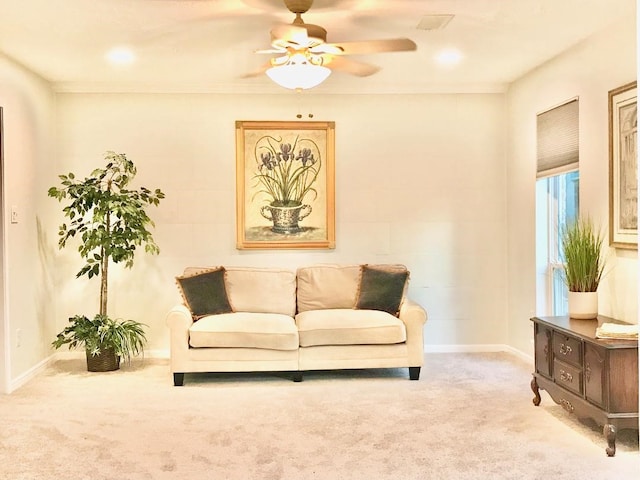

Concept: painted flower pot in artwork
[[261, 202, 312, 234]]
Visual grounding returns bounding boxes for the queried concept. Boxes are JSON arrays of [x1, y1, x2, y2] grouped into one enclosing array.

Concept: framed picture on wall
[[608, 81, 637, 249], [235, 120, 335, 249]]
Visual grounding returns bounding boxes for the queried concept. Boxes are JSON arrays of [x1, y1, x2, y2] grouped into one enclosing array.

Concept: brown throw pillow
[[355, 265, 409, 316], [176, 267, 233, 320]]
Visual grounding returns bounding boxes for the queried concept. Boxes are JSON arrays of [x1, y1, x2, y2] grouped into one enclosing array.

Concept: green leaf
[[561, 217, 606, 292]]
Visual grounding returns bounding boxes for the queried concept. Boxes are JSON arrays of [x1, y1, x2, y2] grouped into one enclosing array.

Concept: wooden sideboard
[[530, 315, 638, 456]]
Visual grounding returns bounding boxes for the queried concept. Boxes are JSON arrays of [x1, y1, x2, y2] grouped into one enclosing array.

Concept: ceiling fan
[[248, 0, 417, 89]]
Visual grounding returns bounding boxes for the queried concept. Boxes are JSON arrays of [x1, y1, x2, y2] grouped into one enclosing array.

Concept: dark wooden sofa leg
[[292, 372, 303, 382], [173, 373, 185, 386], [409, 367, 421, 381]]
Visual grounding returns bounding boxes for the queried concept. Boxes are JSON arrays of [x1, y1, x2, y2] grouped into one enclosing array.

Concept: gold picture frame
[[608, 81, 637, 249], [235, 120, 335, 249]]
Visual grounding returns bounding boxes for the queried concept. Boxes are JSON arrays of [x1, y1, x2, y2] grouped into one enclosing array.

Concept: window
[[535, 99, 579, 315], [536, 171, 579, 315]]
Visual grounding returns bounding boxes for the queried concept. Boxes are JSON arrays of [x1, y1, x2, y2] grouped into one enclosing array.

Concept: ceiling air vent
[[416, 14, 454, 31]]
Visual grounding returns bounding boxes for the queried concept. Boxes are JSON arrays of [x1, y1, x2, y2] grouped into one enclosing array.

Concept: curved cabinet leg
[[292, 372, 303, 383], [531, 375, 541, 406], [173, 372, 185, 386], [604, 424, 616, 457], [409, 367, 421, 380]]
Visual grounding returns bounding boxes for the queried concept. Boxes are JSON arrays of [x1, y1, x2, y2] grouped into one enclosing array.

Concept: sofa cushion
[[176, 267, 233, 320], [355, 265, 409, 316], [296, 309, 406, 347], [296, 264, 361, 313], [183, 266, 297, 317], [189, 312, 299, 351], [225, 267, 297, 317]]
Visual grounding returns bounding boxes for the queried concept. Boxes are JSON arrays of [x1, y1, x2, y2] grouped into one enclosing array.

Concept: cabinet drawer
[[554, 359, 583, 395], [553, 332, 581, 366]]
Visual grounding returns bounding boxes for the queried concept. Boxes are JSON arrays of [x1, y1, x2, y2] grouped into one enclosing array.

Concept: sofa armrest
[[399, 299, 427, 367], [166, 304, 194, 372]]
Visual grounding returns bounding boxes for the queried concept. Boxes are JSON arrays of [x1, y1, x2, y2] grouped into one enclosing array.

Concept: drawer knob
[[559, 343, 573, 355]]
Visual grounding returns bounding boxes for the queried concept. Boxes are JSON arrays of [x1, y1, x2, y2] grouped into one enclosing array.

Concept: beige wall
[[506, 15, 638, 356], [0, 54, 56, 391], [52, 92, 508, 352]]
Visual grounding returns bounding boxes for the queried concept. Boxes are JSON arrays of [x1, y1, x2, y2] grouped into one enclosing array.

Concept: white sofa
[[166, 264, 427, 385]]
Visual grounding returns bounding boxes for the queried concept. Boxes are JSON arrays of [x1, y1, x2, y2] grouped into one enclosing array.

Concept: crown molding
[[52, 80, 509, 95]]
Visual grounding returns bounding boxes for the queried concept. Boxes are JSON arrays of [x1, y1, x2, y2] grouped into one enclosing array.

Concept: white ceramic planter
[[568, 291, 598, 319]]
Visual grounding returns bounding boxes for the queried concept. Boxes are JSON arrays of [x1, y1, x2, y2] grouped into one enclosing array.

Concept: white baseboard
[[52, 349, 169, 360], [143, 349, 169, 359], [53, 347, 532, 362], [53, 350, 85, 360], [424, 344, 534, 364], [53, 349, 170, 360], [9, 354, 56, 394], [501, 345, 534, 364]]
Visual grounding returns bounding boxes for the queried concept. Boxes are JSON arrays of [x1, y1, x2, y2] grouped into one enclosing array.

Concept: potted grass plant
[[561, 217, 606, 319], [48, 151, 164, 371], [52, 314, 147, 372]]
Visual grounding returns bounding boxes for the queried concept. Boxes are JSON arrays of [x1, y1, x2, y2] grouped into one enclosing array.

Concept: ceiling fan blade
[[270, 23, 310, 46], [241, 61, 273, 78], [255, 47, 287, 54], [325, 38, 417, 55], [308, 43, 343, 55], [325, 56, 380, 77]]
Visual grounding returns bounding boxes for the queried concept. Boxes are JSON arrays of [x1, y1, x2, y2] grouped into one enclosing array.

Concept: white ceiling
[[0, 0, 635, 94]]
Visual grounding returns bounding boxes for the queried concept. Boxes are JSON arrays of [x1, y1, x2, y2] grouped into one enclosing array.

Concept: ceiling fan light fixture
[[266, 53, 331, 90]]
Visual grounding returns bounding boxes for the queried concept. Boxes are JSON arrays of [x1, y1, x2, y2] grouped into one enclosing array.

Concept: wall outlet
[[16, 328, 21, 348]]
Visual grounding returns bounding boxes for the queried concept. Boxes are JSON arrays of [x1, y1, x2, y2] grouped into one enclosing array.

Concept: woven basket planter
[[85, 347, 120, 372]]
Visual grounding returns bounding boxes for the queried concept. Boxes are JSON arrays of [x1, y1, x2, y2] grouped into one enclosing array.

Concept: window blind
[[536, 99, 579, 178]]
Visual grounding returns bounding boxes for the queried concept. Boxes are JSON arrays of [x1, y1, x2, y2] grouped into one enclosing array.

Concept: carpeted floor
[[0, 352, 638, 479]]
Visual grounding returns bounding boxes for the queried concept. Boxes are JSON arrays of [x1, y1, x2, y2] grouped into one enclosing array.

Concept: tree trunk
[[100, 245, 108, 317], [99, 210, 110, 317]]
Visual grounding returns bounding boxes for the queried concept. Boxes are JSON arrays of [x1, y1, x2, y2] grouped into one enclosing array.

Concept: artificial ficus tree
[[48, 151, 165, 317]]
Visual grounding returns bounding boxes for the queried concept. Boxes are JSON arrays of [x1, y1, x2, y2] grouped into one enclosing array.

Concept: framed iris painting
[[608, 81, 637, 249], [235, 120, 335, 249]]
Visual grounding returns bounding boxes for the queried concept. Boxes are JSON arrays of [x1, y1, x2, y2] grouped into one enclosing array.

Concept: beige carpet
[[0, 352, 638, 480]]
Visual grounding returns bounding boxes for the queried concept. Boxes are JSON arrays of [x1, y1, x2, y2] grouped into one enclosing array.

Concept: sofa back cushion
[[225, 267, 297, 317], [296, 264, 361, 312], [182, 267, 297, 317]]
